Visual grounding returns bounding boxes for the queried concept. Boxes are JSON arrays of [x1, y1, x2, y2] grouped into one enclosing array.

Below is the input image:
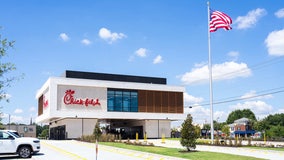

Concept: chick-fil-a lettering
[[43, 96, 49, 109], [63, 89, 101, 107]]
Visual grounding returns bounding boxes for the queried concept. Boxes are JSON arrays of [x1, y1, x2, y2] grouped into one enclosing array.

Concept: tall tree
[[226, 109, 256, 124], [180, 114, 197, 151], [264, 113, 284, 126], [0, 28, 17, 125], [257, 113, 284, 131], [0, 29, 16, 101]]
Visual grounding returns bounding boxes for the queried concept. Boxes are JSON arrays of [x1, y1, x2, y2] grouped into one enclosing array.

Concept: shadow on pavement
[[0, 153, 44, 159]]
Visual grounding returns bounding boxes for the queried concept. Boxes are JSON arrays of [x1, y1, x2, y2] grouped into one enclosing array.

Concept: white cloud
[[184, 92, 204, 104], [41, 71, 54, 76], [29, 107, 36, 112], [135, 48, 147, 57], [14, 109, 23, 114], [214, 111, 227, 123], [1, 113, 24, 123], [277, 108, 284, 113], [235, 8, 266, 29], [265, 29, 284, 56], [227, 51, 239, 60], [228, 51, 239, 57], [180, 61, 251, 85], [98, 27, 126, 43], [10, 115, 24, 123], [59, 33, 69, 41], [128, 55, 135, 62], [153, 55, 163, 64], [241, 90, 273, 100], [185, 105, 210, 124], [184, 105, 227, 124], [229, 101, 273, 119], [194, 61, 207, 68], [275, 8, 284, 18], [81, 39, 91, 45]]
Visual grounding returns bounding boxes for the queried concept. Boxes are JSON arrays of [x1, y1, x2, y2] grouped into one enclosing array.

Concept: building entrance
[[50, 125, 66, 140], [109, 126, 143, 139]]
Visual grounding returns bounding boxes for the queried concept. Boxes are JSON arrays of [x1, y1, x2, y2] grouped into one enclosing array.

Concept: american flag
[[209, 9, 232, 32]]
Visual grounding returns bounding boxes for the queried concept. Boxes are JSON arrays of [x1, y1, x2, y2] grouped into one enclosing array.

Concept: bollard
[[136, 132, 138, 142], [161, 133, 165, 143], [144, 132, 147, 142], [264, 132, 266, 144], [95, 139, 98, 160]]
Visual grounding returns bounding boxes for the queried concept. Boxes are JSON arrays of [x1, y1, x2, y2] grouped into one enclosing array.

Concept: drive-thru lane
[[1, 139, 283, 160], [0, 140, 187, 160]]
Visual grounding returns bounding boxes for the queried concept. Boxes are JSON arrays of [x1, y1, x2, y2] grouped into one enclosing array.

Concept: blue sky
[[0, 0, 284, 126]]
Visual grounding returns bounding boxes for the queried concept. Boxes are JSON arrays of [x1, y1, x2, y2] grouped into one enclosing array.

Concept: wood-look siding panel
[[138, 90, 183, 114], [147, 91, 154, 112], [176, 92, 184, 113], [169, 92, 176, 113], [38, 95, 43, 116], [161, 92, 169, 113], [154, 91, 162, 113], [138, 90, 147, 112]]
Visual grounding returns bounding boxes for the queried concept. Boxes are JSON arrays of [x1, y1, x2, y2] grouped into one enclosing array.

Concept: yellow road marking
[[68, 140, 185, 160], [42, 141, 87, 160]]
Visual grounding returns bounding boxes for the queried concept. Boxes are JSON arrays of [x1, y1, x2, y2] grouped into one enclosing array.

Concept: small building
[[229, 117, 255, 138], [2, 124, 36, 137], [35, 70, 186, 140]]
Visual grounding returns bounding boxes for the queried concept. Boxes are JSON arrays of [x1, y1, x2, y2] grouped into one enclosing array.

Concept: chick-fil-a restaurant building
[[35, 70, 185, 140]]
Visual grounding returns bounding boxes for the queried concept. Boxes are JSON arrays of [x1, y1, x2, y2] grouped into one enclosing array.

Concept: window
[[24, 127, 28, 132], [107, 89, 138, 112], [0, 132, 10, 139]]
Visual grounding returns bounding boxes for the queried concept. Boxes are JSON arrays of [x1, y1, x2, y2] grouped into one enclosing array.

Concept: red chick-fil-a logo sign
[[63, 89, 101, 107], [43, 95, 49, 109]]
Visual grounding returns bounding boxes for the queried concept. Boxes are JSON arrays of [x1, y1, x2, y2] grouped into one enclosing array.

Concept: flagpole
[[207, 1, 214, 144]]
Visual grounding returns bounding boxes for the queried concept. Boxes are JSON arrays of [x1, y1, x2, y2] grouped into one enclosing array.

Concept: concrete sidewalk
[[146, 139, 284, 160]]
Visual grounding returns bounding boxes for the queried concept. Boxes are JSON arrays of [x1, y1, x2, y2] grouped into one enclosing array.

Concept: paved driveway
[[0, 140, 187, 160], [1, 139, 283, 160]]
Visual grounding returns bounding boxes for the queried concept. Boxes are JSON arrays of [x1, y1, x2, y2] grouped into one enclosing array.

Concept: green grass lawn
[[100, 142, 264, 160], [169, 138, 284, 152]]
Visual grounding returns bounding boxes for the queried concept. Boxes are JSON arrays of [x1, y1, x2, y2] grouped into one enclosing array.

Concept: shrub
[[180, 114, 198, 151]]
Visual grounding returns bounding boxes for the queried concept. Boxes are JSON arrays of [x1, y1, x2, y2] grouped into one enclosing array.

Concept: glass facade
[[107, 89, 138, 112]]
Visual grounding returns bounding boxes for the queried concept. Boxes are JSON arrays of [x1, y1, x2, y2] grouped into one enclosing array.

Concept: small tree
[[180, 114, 197, 151], [221, 125, 230, 137], [93, 122, 102, 141], [39, 129, 49, 139]]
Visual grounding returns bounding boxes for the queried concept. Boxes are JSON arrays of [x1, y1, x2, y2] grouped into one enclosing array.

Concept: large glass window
[[107, 89, 138, 112]]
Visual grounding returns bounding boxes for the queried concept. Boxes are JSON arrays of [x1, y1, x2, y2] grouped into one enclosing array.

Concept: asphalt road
[[0, 140, 186, 160]]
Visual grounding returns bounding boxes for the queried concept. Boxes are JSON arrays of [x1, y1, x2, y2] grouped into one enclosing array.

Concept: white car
[[0, 130, 40, 158], [3, 130, 20, 136]]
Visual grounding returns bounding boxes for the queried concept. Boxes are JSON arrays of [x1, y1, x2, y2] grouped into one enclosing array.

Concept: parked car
[[0, 130, 40, 158], [3, 130, 20, 137]]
